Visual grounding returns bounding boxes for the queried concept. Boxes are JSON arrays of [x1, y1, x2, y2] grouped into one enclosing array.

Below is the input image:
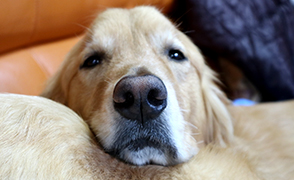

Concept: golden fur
[[1, 6, 294, 179], [0, 94, 259, 179]]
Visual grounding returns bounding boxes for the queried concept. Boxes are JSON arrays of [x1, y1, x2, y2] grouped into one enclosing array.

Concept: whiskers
[[183, 119, 198, 131], [104, 77, 113, 85], [183, 30, 195, 34], [180, 119, 200, 145], [197, 140, 204, 145], [75, 23, 95, 36]]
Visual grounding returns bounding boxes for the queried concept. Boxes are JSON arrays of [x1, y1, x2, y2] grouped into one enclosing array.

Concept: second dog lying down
[[0, 94, 259, 179]]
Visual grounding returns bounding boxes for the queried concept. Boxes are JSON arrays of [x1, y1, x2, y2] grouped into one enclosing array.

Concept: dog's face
[[42, 6, 233, 166]]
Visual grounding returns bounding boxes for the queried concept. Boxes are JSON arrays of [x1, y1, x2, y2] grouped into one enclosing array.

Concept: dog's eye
[[168, 49, 186, 61], [80, 55, 103, 69]]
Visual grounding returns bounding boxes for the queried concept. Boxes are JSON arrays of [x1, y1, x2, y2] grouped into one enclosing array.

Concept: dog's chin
[[106, 138, 179, 166], [120, 147, 171, 166]]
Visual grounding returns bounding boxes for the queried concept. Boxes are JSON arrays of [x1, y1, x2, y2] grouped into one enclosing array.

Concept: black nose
[[113, 75, 167, 123]]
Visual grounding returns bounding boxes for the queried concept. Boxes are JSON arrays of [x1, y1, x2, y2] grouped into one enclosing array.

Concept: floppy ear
[[179, 33, 233, 146], [201, 66, 234, 147], [41, 70, 68, 105], [41, 39, 84, 105]]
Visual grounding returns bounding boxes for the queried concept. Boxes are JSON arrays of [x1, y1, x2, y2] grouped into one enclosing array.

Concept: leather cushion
[[0, 35, 81, 95]]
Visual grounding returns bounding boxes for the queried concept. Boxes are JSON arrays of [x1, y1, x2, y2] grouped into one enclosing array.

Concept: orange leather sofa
[[0, 0, 174, 95]]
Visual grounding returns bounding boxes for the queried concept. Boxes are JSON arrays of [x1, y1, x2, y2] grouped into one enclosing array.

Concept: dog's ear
[[179, 34, 233, 146], [41, 70, 68, 105], [201, 66, 234, 147], [41, 40, 84, 105]]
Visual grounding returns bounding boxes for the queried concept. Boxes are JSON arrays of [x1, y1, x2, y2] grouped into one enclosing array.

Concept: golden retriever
[[0, 94, 259, 179], [1, 6, 294, 179]]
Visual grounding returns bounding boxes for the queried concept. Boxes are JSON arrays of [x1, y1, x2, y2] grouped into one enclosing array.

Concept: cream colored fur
[[0, 93, 260, 179], [1, 6, 294, 179]]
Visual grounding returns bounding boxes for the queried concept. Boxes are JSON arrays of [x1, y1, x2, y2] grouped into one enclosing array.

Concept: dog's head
[[42, 6, 233, 166]]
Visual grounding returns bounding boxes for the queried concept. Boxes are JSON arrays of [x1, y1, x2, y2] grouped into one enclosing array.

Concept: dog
[[0, 94, 259, 179], [0, 94, 98, 179], [0, 94, 255, 179], [1, 6, 293, 179]]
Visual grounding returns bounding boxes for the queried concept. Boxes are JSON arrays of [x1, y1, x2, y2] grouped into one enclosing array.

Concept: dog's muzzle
[[108, 75, 179, 165], [113, 74, 167, 124]]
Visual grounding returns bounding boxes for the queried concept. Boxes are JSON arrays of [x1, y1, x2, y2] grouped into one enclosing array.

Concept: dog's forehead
[[95, 7, 173, 31], [89, 7, 177, 48]]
